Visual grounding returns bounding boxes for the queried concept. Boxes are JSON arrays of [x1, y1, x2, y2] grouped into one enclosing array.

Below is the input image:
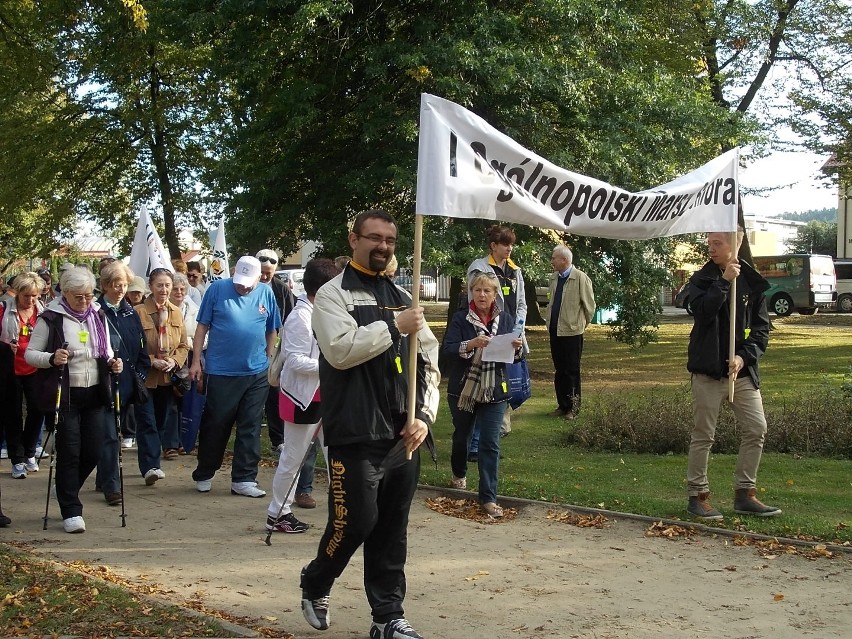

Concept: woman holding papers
[[443, 271, 522, 518]]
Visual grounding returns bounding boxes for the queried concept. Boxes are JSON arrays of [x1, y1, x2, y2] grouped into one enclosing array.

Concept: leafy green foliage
[[785, 220, 838, 256]]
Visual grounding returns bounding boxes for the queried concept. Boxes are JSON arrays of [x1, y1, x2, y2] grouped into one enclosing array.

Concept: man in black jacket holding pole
[[685, 228, 781, 521]]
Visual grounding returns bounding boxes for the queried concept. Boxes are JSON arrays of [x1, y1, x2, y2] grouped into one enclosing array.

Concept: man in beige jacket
[[544, 244, 596, 420]]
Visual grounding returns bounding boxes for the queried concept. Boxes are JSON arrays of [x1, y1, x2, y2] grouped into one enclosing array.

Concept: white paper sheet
[[481, 333, 518, 363]]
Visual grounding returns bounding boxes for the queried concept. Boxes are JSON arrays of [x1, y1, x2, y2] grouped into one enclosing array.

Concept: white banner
[[128, 205, 173, 278], [209, 217, 229, 281], [416, 94, 739, 240]]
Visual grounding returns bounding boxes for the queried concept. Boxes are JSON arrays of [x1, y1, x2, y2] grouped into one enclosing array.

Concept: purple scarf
[[59, 298, 110, 359]]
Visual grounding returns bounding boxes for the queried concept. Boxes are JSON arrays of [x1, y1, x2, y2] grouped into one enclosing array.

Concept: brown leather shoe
[[295, 492, 316, 509], [163, 448, 179, 461], [733, 488, 781, 517], [687, 492, 723, 520], [547, 408, 567, 417], [104, 492, 123, 506]]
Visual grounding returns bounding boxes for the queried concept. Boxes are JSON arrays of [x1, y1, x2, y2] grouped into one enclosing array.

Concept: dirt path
[[3, 457, 850, 638]]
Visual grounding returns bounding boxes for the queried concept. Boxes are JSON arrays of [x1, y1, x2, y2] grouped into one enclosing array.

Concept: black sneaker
[[370, 618, 424, 639], [266, 512, 309, 533], [301, 566, 330, 630]]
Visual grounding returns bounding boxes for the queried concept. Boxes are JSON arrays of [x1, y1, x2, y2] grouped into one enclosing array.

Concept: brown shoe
[[163, 448, 179, 461], [547, 408, 567, 417], [687, 492, 723, 520], [295, 492, 316, 509], [104, 492, 123, 506], [733, 488, 781, 517], [563, 412, 576, 421]]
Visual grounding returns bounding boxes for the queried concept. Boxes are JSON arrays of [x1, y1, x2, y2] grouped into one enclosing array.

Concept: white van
[[275, 268, 306, 296], [835, 259, 852, 313]]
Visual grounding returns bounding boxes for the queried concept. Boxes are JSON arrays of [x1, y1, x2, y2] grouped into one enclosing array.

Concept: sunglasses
[[258, 256, 277, 264]]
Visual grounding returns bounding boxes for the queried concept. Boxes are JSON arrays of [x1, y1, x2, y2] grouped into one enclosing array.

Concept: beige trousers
[[687, 374, 768, 496]]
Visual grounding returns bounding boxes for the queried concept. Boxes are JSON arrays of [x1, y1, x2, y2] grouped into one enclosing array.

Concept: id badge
[[79, 330, 89, 344], [502, 286, 510, 296]]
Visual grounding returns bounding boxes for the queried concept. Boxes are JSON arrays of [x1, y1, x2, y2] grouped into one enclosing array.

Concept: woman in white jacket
[[265, 258, 341, 534]]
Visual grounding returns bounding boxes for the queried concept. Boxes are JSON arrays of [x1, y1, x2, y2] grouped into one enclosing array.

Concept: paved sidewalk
[[2, 454, 850, 639]]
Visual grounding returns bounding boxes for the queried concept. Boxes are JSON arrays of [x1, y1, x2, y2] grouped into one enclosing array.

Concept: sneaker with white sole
[[144, 468, 165, 485], [35, 446, 43, 457], [0, 448, 7, 459], [196, 479, 212, 493], [231, 481, 266, 498], [121, 438, 135, 449], [300, 567, 330, 630], [25, 457, 39, 473], [370, 618, 424, 639], [266, 512, 309, 533], [63, 516, 86, 533], [11, 463, 27, 479]]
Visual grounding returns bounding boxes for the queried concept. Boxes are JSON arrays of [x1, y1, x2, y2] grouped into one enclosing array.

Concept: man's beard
[[369, 250, 391, 272]]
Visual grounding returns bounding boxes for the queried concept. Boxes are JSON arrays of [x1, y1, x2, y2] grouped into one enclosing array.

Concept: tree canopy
[[2, 0, 850, 346]]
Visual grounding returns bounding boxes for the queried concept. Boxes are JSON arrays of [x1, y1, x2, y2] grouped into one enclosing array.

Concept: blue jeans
[[449, 399, 506, 504], [192, 371, 268, 483], [135, 385, 179, 476], [296, 439, 318, 494], [95, 406, 121, 495]]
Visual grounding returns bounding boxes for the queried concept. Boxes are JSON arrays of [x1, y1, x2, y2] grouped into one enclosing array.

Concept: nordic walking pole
[[44, 341, 68, 530], [112, 374, 127, 527], [404, 214, 424, 461], [265, 420, 324, 547]]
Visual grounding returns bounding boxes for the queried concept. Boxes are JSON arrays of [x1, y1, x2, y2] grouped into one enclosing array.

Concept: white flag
[[416, 93, 739, 240], [128, 205, 173, 278], [209, 217, 229, 281]]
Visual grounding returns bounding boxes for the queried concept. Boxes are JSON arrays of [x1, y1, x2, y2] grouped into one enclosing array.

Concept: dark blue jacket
[[443, 306, 516, 400], [98, 296, 150, 405]]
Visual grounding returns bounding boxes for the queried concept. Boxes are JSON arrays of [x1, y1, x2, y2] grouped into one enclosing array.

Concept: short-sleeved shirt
[[196, 279, 281, 376]]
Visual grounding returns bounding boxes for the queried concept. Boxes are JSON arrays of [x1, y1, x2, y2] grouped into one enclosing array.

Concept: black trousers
[[549, 333, 584, 414], [301, 440, 419, 623], [265, 385, 284, 448], [7, 373, 45, 464], [56, 386, 106, 519]]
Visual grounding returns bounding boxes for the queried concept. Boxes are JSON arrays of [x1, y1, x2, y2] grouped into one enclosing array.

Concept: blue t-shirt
[[197, 279, 281, 376]]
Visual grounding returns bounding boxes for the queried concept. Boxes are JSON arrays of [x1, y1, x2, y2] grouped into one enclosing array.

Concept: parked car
[[393, 274, 438, 301], [674, 282, 696, 315], [835, 259, 852, 313], [275, 268, 306, 296], [535, 282, 550, 307]]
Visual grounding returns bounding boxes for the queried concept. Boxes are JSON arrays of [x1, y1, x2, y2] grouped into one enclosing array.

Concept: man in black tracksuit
[[300, 210, 440, 639], [685, 230, 781, 521]]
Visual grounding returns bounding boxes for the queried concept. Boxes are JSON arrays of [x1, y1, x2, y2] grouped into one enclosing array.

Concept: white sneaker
[[121, 438, 135, 449], [231, 481, 266, 498], [196, 479, 212, 493], [0, 448, 7, 459], [25, 457, 39, 472], [144, 468, 165, 485], [35, 446, 44, 457], [63, 516, 86, 533], [11, 463, 27, 479]]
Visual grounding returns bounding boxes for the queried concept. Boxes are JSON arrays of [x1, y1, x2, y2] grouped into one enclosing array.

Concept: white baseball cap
[[233, 256, 262, 287]]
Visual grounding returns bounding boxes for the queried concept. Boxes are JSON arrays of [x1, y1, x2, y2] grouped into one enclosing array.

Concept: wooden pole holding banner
[[405, 214, 425, 460], [728, 230, 737, 403]]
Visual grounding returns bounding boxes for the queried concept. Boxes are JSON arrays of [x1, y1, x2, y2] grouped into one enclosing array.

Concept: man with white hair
[[189, 255, 281, 497], [544, 244, 596, 420]]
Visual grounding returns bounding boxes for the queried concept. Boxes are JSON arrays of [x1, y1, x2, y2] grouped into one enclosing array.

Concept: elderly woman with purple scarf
[[26, 267, 123, 534]]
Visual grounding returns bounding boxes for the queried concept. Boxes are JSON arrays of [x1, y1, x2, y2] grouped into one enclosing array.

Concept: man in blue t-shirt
[[190, 255, 281, 497]]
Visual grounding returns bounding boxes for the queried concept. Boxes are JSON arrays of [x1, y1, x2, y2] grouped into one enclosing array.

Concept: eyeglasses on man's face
[[357, 234, 397, 247], [258, 256, 277, 264]]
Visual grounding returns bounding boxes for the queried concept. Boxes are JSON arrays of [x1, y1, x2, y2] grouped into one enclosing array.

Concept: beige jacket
[[136, 297, 189, 388], [544, 267, 596, 337]]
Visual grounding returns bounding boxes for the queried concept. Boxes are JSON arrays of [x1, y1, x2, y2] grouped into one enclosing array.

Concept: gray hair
[[553, 244, 573, 264], [60, 266, 96, 293], [468, 271, 499, 293], [255, 248, 279, 262], [172, 272, 190, 290]]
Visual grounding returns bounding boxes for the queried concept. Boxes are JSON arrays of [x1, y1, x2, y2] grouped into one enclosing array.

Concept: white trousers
[[266, 420, 327, 517]]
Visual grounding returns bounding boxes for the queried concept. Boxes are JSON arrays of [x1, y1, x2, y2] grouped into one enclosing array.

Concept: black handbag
[[129, 363, 150, 405]]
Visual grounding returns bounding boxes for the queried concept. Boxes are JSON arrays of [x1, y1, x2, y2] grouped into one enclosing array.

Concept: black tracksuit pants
[[301, 439, 419, 623]]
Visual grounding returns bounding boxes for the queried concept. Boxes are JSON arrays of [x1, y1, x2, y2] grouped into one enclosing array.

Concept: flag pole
[[728, 230, 737, 403], [405, 214, 424, 460]]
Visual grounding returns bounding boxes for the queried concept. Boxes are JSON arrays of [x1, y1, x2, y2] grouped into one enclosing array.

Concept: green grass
[[421, 311, 852, 543]]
